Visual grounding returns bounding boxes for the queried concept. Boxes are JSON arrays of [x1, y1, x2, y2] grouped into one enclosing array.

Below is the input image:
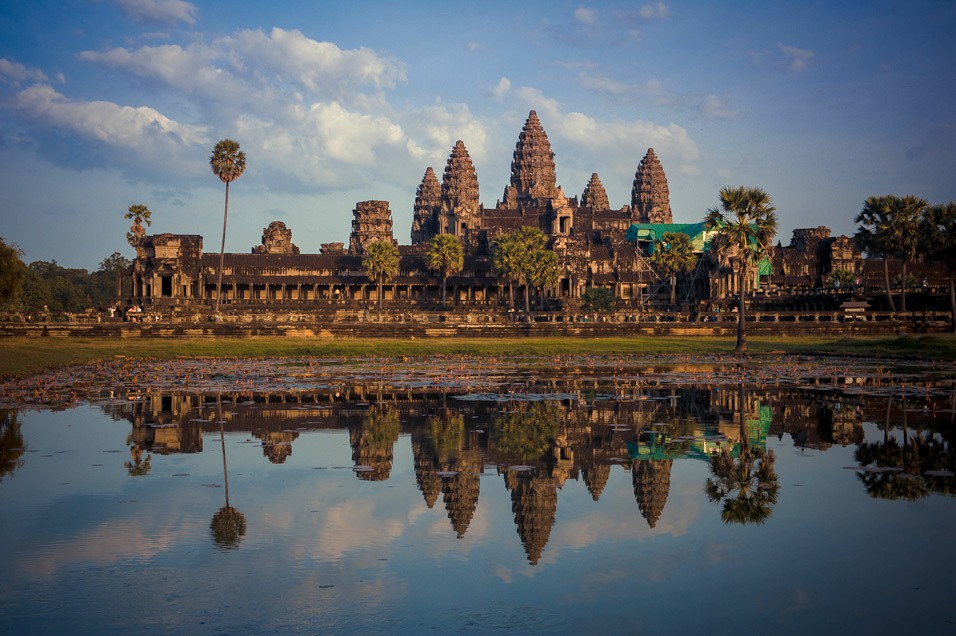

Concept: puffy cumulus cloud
[[79, 28, 406, 114], [104, 0, 197, 27], [699, 94, 739, 120], [404, 102, 489, 164], [519, 86, 698, 166], [489, 76, 511, 101], [574, 7, 598, 24], [0, 58, 48, 86], [14, 84, 208, 149], [223, 28, 406, 94], [777, 43, 814, 72]]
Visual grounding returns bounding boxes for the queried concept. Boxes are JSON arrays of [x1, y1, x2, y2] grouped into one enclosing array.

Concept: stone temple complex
[[132, 110, 883, 313]]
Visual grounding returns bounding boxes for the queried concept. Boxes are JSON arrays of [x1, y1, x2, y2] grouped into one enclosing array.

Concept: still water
[[1, 356, 955, 634]]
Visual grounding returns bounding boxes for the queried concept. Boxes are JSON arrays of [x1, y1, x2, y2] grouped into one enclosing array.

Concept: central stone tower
[[502, 110, 558, 207]]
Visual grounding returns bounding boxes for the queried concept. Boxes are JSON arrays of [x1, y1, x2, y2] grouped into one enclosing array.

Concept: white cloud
[[699, 94, 739, 120], [637, 2, 671, 19], [578, 73, 674, 106], [0, 58, 48, 86], [574, 7, 598, 24], [14, 83, 208, 149], [490, 77, 512, 101], [105, 0, 197, 27], [778, 43, 814, 72]]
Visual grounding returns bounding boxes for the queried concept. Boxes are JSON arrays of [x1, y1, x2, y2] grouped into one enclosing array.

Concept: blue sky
[[1, 0, 954, 269]]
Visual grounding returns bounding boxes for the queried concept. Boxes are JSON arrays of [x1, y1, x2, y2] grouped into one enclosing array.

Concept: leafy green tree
[[921, 202, 956, 332], [210, 139, 247, 315], [0, 238, 27, 306], [426, 234, 464, 306], [855, 195, 927, 313], [97, 252, 132, 299], [704, 186, 778, 353], [580, 286, 615, 312], [825, 268, 856, 291], [361, 239, 400, 309], [650, 231, 697, 306], [124, 204, 151, 247]]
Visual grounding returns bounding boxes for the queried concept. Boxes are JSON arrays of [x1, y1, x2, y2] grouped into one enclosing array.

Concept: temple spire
[[581, 173, 610, 211], [631, 148, 672, 223], [503, 110, 557, 206], [411, 166, 441, 244]]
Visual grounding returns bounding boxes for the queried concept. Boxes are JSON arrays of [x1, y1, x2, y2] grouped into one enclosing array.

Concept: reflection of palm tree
[[704, 386, 779, 524], [853, 396, 952, 500], [211, 410, 245, 548], [124, 443, 151, 476], [0, 410, 26, 482]]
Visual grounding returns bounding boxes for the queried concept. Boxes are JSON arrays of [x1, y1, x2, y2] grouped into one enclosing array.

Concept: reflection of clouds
[[22, 516, 199, 579], [308, 500, 407, 562]]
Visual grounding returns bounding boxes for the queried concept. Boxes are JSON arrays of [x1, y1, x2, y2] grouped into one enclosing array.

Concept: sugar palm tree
[[210, 139, 247, 316], [855, 195, 927, 313], [920, 202, 956, 332], [426, 234, 464, 307], [650, 231, 697, 306], [530, 247, 560, 310], [361, 239, 400, 309], [124, 204, 152, 247], [704, 186, 778, 353], [492, 227, 550, 313]]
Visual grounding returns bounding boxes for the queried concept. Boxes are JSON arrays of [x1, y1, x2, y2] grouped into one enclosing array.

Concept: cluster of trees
[[0, 240, 132, 313], [854, 196, 956, 326]]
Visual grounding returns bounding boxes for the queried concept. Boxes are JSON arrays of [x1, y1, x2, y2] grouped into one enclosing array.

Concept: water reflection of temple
[[102, 385, 951, 564]]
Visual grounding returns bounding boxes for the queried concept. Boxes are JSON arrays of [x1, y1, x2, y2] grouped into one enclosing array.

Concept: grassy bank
[[2, 334, 954, 379]]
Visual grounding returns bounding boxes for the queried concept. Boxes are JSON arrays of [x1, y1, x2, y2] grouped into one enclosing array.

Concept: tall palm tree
[[704, 186, 778, 353], [920, 202, 956, 332], [361, 239, 400, 309], [124, 204, 152, 247], [426, 234, 464, 307], [854, 195, 927, 313], [210, 139, 247, 316], [650, 231, 698, 306]]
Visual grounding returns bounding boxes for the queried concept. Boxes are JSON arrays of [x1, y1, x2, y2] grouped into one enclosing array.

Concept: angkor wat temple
[[131, 110, 942, 313]]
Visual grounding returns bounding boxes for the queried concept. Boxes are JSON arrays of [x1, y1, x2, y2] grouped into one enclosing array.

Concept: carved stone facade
[[349, 200, 396, 255], [631, 148, 672, 224], [131, 109, 866, 311], [253, 221, 299, 255]]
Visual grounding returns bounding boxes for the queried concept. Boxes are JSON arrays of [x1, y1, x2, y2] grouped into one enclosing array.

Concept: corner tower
[[631, 148, 672, 224], [440, 140, 481, 238]]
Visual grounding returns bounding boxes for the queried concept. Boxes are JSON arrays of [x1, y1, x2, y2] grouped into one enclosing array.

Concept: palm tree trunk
[[883, 258, 896, 312], [949, 272, 956, 333], [509, 282, 515, 308], [214, 181, 230, 315], [736, 267, 747, 353], [524, 283, 531, 313], [900, 261, 908, 313], [441, 273, 447, 307], [670, 274, 677, 306], [378, 278, 383, 310]]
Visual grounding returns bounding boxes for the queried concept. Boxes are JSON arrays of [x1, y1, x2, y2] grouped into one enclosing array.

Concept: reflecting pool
[[1, 356, 955, 634]]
